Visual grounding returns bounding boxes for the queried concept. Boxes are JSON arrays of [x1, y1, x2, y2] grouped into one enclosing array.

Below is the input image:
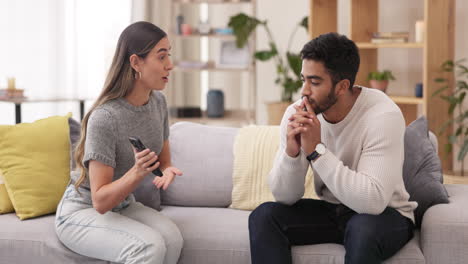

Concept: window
[[0, 0, 131, 124]]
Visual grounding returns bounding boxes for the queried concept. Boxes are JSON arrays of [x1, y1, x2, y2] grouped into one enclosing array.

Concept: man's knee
[[249, 201, 284, 228], [344, 214, 379, 244], [343, 214, 381, 263]]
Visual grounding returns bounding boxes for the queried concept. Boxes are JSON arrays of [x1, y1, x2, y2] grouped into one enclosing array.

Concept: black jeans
[[248, 199, 414, 264]]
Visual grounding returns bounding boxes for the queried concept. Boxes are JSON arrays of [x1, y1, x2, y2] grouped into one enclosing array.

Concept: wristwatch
[[306, 143, 326, 162]]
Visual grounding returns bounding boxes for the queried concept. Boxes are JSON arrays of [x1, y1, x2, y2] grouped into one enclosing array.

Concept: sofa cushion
[[421, 184, 468, 264], [162, 122, 238, 207], [161, 206, 425, 264], [0, 213, 109, 264], [230, 125, 316, 210], [403, 116, 449, 227], [0, 114, 72, 220]]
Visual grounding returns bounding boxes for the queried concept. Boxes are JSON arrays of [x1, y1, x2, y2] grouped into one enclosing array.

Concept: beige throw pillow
[[230, 125, 317, 210]]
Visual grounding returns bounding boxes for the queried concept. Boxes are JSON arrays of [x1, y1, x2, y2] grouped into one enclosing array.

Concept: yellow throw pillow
[[0, 114, 71, 220], [230, 125, 318, 211], [0, 170, 14, 214]]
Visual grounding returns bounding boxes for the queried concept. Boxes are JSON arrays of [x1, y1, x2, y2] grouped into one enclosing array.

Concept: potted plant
[[367, 70, 396, 93], [228, 13, 307, 124], [433, 59, 468, 176]]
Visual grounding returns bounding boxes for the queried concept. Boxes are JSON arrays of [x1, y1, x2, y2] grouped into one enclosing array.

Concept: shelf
[[388, 95, 424, 105], [174, 65, 251, 72], [356, 42, 424, 49], [173, 0, 251, 4], [169, 110, 253, 127], [173, 34, 235, 40]]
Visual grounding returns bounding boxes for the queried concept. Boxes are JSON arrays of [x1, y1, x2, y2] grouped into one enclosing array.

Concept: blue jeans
[[55, 185, 183, 264], [249, 199, 414, 264]]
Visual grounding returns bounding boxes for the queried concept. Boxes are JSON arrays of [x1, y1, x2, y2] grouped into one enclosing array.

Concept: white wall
[[255, 0, 309, 124], [453, 0, 468, 172]]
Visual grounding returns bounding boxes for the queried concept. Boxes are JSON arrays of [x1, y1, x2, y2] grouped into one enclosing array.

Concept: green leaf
[[431, 85, 449, 97], [228, 13, 263, 48], [458, 65, 468, 73], [457, 81, 468, 89], [434, 77, 447, 83], [286, 52, 302, 77], [439, 118, 455, 134], [449, 135, 458, 144], [300, 16, 308, 31], [367, 70, 395, 81], [254, 50, 277, 61], [442, 60, 454, 72], [458, 92, 466, 104], [458, 139, 468, 161], [444, 143, 453, 155], [448, 103, 457, 114]]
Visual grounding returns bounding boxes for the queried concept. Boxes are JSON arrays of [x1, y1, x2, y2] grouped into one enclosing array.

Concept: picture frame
[[217, 40, 250, 69]]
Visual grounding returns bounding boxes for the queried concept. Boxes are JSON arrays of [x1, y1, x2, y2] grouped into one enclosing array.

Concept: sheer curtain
[[0, 0, 131, 124]]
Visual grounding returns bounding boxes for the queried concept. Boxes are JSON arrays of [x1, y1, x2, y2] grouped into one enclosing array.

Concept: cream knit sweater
[[268, 87, 417, 222]]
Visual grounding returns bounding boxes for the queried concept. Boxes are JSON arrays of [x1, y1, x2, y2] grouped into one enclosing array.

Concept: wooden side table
[[0, 98, 91, 123]]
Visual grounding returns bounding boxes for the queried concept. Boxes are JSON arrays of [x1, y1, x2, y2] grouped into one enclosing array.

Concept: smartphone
[[128, 136, 163, 176]]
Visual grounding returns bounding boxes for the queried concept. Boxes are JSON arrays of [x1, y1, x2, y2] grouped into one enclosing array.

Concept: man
[[248, 32, 417, 264]]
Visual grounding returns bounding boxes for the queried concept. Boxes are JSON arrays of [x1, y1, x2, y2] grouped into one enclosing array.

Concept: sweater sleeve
[[268, 103, 310, 205], [83, 108, 117, 169], [312, 111, 405, 214]]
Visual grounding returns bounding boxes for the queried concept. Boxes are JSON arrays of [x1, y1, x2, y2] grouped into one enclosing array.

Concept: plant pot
[[369, 80, 389, 93], [266, 101, 291, 125]]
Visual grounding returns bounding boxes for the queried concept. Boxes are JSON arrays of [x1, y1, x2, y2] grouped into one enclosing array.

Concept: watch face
[[316, 143, 326, 155]]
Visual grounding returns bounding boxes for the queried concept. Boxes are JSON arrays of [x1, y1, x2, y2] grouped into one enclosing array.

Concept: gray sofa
[[1, 121, 468, 264]]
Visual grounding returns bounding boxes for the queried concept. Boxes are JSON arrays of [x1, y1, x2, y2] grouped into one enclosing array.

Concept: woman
[[55, 21, 183, 264]]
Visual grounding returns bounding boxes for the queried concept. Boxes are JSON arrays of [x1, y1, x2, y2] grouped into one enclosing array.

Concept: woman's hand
[[132, 148, 160, 179], [153, 167, 183, 190]]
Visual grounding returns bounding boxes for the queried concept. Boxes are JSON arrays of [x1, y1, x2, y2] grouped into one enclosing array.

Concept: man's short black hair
[[300, 32, 360, 89]]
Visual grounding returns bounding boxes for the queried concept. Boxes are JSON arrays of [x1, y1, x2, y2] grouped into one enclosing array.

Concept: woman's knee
[[141, 232, 168, 261], [168, 228, 184, 252]]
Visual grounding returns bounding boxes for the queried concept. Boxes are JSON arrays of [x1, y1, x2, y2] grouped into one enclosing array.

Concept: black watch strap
[[306, 151, 320, 162]]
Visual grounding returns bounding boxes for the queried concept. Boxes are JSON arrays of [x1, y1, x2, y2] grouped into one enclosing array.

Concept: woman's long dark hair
[[74, 21, 167, 189]]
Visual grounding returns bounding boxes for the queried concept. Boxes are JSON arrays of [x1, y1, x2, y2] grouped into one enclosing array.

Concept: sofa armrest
[[420, 184, 468, 264]]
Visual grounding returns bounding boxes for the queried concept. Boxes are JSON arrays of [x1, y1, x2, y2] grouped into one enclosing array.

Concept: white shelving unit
[[166, 0, 257, 127]]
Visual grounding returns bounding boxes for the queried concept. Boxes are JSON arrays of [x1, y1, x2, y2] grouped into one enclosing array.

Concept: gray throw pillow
[[403, 116, 449, 227], [68, 117, 81, 170]]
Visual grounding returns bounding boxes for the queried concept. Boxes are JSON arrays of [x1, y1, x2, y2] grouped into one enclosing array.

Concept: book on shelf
[[371, 37, 408, 44], [372, 32, 410, 38], [0, 89, 26, 100]]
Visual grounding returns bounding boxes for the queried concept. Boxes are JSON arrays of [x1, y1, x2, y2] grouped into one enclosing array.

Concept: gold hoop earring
[[135, 71, 142, 80]]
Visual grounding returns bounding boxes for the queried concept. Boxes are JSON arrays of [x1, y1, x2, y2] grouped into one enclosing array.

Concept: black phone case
[[128, 136, 163, 176]]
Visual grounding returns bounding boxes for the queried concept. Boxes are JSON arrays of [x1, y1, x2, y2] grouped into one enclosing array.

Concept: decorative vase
[[369, 80, 389, 93], [266, 101, 291, 125]]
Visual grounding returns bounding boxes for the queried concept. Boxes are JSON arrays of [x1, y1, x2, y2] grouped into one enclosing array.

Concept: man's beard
[[308, 87, 338, 114]]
